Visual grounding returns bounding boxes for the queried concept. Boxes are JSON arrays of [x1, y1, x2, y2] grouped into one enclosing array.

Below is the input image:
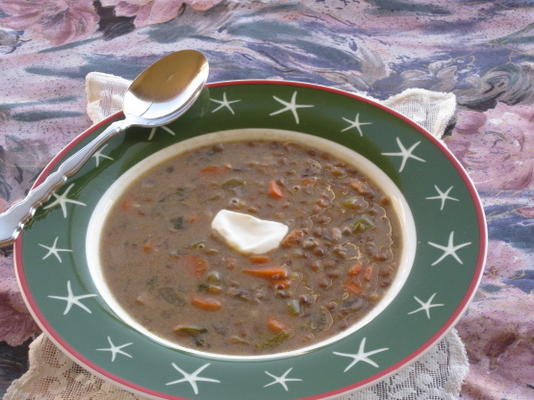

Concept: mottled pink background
[[1, 1, 533, 399]]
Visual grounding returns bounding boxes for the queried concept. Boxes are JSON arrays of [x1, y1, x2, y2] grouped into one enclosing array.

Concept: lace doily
[[5, 74, 468, 400]]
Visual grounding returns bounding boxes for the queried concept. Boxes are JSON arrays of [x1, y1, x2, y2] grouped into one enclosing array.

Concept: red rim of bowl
[[14, 80, 487, 400]]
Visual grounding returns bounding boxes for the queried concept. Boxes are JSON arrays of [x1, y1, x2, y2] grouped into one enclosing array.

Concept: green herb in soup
[[100, 140, 401, 355]]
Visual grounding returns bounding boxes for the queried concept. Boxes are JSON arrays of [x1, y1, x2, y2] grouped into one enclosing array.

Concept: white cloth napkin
[[5, 73, 467, 400]]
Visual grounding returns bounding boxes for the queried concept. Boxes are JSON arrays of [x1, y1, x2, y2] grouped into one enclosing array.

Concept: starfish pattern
[[381, 137, 426, 173], [165, 363, 220, 395], [263, 367, 303, 392], [96, 336, 133, 362], [38, 236, 72, 263], [407, 293, 444, 319], [428, 231, 472, 266], [269, 91, 314, 124], [333, 337, 389, 372], [210, 92, 240, 115], [340, 113, 372, 136], [92, 144, 114, 167], [426, 185, 459, 211], [42, 184, 86, 218], [48, 280, 98, 315], [147, 125, 176, 141]]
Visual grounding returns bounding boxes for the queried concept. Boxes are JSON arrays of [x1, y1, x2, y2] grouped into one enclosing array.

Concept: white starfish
[[92, 144, 114, 167], [428, 231, 472, 266], [96, 336, 133, 362], [48, 280, 98, 315], [407, 293, 444, 319], [165, 363, 220, 395], [340, 113, 372, 136], [210, 92, 240, 115], [381, 137, 426, 173], [38, 236, 72, 263], [269, 91, 314, 124], [263, 367, 303, 392], [147, 125, 176, 141], [43, 184, 86, 218], [333, 337, 389, 372], [426, 185, 459, 211]]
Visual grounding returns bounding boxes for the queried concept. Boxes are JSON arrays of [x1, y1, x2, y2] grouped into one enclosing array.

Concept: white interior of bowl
[[86, 128, 417, 361]]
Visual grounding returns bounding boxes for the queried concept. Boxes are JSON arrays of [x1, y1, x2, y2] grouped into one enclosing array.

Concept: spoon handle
[[0, 119, 129, 247]]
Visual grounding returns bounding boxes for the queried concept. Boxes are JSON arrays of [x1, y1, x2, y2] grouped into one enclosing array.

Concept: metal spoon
[[0, 49, 209, 246]]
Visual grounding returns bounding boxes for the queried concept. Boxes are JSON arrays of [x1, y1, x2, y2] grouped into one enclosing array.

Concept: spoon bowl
[[124, 50, 209, 126], [0, 49, 209, 246]]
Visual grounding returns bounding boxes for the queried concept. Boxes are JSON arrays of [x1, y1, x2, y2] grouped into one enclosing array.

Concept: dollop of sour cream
[[211, 209, 289, 255]]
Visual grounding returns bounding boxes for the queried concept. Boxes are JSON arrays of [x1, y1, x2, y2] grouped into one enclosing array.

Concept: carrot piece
[[343, 279, 362, 295], [249, 255, 271, 264], [281, 229, 306, 248], [191, 296, 222, 311], [348, 263, 363, 276], [363, 266, 373, 281], [267, 318, 286, 333], [200, 165, 222, 174], [120, 199, 139, 211], [242, 267, 287, 280], [143, 240, 154, 253], [188, 215, 198, 223], [183, 255, 208, 277], [268, 180, 284, 198]]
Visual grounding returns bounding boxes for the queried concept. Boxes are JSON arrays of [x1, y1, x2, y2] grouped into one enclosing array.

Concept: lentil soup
[[94, 131, 409, 356]]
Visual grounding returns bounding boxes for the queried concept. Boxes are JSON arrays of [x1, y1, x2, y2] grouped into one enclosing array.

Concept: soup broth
[[100, 140, 401, 355]]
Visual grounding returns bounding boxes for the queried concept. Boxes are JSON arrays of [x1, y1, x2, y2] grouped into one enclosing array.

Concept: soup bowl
[[15, 80, 486, 400]]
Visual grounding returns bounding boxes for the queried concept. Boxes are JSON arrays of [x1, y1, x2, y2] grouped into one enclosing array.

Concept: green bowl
[[15, 81, 487, 400]]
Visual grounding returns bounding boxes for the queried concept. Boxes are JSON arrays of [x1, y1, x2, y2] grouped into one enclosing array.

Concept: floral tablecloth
[[1, 1, 533, 399]]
